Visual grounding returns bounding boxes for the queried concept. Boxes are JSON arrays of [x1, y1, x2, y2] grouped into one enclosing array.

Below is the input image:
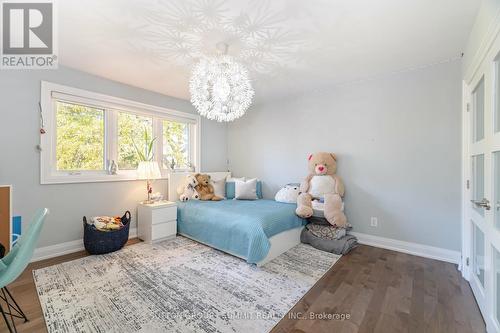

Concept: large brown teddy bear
[[296, 152, 347, 227], [194, 173, 223, 201]]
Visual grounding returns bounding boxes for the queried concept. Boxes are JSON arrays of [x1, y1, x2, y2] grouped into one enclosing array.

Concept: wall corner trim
[[350, 232, 461, 264], [31, 228, 138, 263]]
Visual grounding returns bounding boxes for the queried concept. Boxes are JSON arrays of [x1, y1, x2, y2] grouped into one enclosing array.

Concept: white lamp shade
[[137, 161, 162, 180]]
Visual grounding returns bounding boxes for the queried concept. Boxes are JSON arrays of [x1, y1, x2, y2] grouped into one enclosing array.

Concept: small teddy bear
[[195, 173, 223, 201], [177, 174, 200, 202]]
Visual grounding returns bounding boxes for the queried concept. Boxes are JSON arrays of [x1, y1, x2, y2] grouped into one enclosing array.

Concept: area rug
[[34, 236, 340, 333]]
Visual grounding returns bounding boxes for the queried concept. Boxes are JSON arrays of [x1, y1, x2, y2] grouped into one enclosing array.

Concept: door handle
[[471, 198, 491, 210]]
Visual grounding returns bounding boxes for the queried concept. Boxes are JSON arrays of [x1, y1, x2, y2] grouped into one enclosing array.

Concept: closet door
[[464, 32, 500, 332]]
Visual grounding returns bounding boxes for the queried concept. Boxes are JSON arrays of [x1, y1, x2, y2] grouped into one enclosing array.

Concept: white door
[[463, 31, 500, 332]]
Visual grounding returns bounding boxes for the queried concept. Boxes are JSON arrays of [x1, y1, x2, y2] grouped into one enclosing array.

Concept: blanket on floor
[[301, 226, 358, 255]]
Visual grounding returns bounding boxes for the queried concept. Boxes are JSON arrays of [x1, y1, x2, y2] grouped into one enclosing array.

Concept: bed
[[168, 172, 306, 265]]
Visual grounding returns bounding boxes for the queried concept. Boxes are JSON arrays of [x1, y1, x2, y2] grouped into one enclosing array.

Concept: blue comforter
[[177, 199, 305, 263]]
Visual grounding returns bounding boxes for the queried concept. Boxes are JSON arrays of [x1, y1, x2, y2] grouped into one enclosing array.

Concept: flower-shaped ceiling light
[[189, 44, 254, 122]]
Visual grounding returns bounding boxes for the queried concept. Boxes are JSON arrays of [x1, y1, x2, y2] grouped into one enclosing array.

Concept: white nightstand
[[137, 201, 177, 244]]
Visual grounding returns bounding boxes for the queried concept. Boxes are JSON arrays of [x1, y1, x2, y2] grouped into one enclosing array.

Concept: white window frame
[[40, 81, 201, 184]]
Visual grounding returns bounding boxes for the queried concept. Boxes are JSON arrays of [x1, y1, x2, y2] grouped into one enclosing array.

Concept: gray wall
[[228, 59, 462, 251], [0, 60, 463, 251], [0, 66, 227, 248]]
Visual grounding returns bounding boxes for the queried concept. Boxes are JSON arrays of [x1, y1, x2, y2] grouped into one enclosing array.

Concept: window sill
[[40, 173, 170, 185]]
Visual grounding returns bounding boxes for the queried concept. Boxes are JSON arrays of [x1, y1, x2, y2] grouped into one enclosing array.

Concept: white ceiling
[[59, 0, 480, 103]]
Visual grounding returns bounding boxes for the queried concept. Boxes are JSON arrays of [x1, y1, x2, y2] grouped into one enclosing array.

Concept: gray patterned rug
[[34, 236, 340, 333]]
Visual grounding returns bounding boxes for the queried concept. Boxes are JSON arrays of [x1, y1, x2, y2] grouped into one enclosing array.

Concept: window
[[56, 102, 105, 171], [496, 54, 500, 133], [472, 77, 485, 143], [40, 82, 200, 184], [472, 154, 485, 216], [163, 120, 191, 170], [473, 224, 485, 288], [118, 112, 153, 170]]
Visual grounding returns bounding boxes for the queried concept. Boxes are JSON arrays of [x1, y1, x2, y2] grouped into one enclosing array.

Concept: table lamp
[[137, 161, 162, 204]]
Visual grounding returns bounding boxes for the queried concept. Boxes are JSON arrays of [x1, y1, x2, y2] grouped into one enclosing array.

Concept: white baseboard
[[350, 231, 461, 264], [31, 229, 459, 265], [32, 228, 137, 263]]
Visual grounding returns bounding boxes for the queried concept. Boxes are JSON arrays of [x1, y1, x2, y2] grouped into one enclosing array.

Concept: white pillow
[[211, 178, 226, 198], [227, 176, 245, 182], [235, 178, 258, 200], [275, 184, 300, 203]]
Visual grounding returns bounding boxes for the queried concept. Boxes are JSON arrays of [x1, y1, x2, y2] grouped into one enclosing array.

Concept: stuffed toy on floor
[[296, 152, 347, 227]]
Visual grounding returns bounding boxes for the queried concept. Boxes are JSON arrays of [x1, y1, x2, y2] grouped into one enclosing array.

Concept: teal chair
[[0, 208, 48, 333]]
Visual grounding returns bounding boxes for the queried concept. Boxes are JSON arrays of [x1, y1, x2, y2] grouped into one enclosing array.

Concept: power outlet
[[370, 217, 378, 227]]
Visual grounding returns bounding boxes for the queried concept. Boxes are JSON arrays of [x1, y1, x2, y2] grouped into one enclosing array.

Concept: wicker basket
[[83, 211, 131, 255]]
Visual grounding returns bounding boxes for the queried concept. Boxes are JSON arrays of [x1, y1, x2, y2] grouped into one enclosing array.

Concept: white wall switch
[[370, 217, 378, 227]]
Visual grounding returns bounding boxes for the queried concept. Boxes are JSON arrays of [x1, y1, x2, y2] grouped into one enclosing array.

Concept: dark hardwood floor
[[272, 245, 485, 333], [0, 241, 485, 333]]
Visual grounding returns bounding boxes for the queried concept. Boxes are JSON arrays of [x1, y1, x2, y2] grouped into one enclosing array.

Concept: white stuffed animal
[[177, 174, 200, 202], [275, 184, 300, 203]]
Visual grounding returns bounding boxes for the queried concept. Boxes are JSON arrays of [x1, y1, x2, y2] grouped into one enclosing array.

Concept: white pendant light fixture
[[189, 43, 254, 122]]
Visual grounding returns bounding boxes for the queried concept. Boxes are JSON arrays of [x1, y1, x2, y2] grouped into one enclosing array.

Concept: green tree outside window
[[56, 102, 105, 171], [118, 113, 153, 169], [163, 120, 190, 169]]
